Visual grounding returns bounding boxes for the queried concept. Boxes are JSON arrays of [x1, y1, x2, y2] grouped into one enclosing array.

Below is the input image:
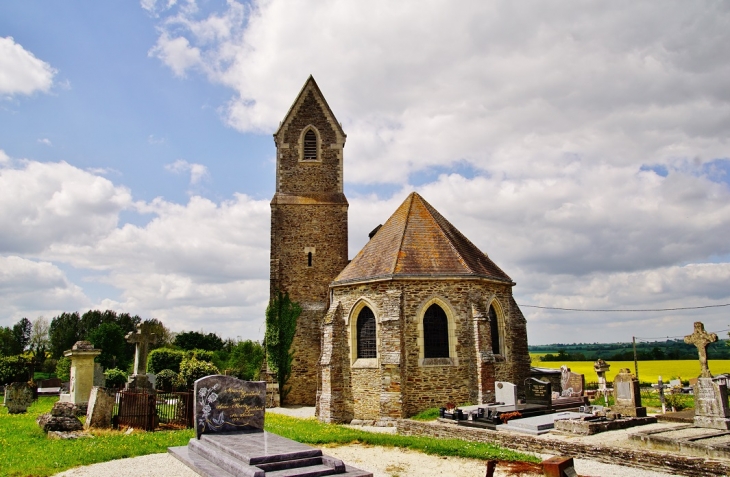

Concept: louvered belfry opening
[[303, 129, 317, 160], [488, 305, 501, 354], [423, 304, 449, 358], [357, 307, 376, 359]]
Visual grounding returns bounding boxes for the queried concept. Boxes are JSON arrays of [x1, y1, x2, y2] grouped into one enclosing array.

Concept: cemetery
[[5, 321, 730, 475]]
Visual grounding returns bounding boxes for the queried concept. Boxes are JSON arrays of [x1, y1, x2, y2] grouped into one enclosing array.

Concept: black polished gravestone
[[170, 375, 372, 476], [194, 376, 266, 439], [525, 378, 552, 409]]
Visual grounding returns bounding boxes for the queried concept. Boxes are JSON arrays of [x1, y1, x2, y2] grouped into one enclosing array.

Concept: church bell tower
[[270, 76, 349, 405]]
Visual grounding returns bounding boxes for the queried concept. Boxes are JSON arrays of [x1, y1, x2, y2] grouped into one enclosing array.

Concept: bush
[[104, 368, 128, 388], [186, 349, 215, 363], [0, 355, 29, 384], [147, 348, 185, 374], [179, 358, 219, 389], [55, 357, 71, 382], [156, 369, 179, 392], [665, 393, 692, 411]]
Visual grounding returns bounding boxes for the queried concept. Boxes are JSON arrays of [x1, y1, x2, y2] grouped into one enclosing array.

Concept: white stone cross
[[125, 324, 157, 375], [684, 321, 717, 378]]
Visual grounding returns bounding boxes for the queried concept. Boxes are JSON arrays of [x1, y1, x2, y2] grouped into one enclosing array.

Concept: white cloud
[[0, 160, 132, 253], [164, 159, 209, 184], [0, 149, 9, 165], [148, 33, 202, 77], [0, 256, 90, 326], [0, 37, 56, 96], [38, 138, 52, 146]]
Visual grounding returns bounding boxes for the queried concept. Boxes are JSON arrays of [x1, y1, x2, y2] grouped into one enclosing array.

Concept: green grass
[[265, 414, 538, 463], [410, 407, 440, 421], [1, 398, 537, 476], [0, 397, 194, 477]]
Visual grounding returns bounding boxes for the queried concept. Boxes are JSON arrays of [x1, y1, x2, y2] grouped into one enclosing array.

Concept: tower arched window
[[488, 304, 502, 355], [423, 304, 449, 358], [303, 129, 318, 160], [356, 307, 376, 359]]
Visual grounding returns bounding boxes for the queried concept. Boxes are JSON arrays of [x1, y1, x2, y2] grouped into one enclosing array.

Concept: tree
[[142, 318, 174, 349], [0, 327, 15, 357], [29, 316, 50, 366], [265, 291, 301, 405], [227, 340, 264, 380], [87, 322, 128, 370], [174, 331, 224, 351], [12, 318, 31, 353], [49, 312, 82, 358]]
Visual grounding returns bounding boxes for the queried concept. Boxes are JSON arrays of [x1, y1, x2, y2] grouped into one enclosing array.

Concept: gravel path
[[51, 407, 679, 477]]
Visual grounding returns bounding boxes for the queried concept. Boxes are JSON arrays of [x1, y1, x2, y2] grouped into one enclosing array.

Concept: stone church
[[270, 77, 531, 423]]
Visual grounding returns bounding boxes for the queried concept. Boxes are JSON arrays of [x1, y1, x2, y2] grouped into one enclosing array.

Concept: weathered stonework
[[320, 278, 531, 421], [270, 77, 349, 405]]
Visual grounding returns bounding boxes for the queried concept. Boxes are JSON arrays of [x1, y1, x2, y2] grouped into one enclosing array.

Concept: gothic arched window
[[488, 304, 502, 355], [303, 129, 318, 160], [357, 307, 376, 359], [423, 304, 449, 358]]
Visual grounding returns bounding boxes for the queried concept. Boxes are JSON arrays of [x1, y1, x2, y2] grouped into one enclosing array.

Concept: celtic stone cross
[[684, 321, 717, 378], [125, 324, 157, 375]]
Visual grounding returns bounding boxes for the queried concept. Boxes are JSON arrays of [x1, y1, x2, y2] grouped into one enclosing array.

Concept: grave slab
[[496, 412, 589, 435]]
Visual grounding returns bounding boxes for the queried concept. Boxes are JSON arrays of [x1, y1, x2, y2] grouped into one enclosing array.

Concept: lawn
[[530, 356, 730, 384], [1, 397, 538, 476]]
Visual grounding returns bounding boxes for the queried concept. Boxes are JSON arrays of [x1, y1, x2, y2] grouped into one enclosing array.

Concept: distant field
[[530, 355, 730, 384]]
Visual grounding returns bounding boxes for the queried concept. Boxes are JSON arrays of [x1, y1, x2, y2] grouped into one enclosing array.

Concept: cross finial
[[125, 324, 158, 375], [684, 321, 717, 378]]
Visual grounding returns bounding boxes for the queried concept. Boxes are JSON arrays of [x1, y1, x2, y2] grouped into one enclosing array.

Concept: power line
[[518, 303, 730, 312], [635, 328, 730, 342]]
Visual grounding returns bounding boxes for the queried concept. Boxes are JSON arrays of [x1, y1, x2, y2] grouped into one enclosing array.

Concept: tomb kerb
[[60, 341, 101, 406]]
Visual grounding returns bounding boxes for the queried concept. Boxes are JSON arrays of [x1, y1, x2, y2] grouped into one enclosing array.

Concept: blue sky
[[1, 1, 729, 345]]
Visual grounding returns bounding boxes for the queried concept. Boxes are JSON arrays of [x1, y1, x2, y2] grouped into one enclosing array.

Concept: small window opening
[[307, 251, 313, 267], [357, 307, 376, 359], [423, 304, 449, 358], [303, 130, 317, 160], [488, 305, 501, 354]]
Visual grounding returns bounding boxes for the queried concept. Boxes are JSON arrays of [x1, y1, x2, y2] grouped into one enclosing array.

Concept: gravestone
[[683, 321, 730, 429], [85, 387, 116, 429], [59, 341, 101, 407], [4, 382, 34, 414], [494, 381, 517, 406], [525, 378, 551, 409], [194, 375, 266, 439], [611, 368, 646, 417], [125, 323, 157, 391], [171, 375, 372, 476], [559, 366, 585, 397]]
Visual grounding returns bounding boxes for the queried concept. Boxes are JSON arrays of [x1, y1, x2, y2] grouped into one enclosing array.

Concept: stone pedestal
[[694, 377, 730, 430], [59, 341, 101, 406]]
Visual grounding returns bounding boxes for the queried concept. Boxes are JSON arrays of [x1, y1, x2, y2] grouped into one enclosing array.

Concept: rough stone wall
[[321, 278, 531, 421], [270, 81, 349, 406], [274, 90, 344, 195], [351, 369, 380, 419]]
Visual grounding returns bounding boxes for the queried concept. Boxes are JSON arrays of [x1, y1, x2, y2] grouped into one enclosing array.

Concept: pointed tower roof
[[333, 193, 513, 285], [274, 75, 346, 141]]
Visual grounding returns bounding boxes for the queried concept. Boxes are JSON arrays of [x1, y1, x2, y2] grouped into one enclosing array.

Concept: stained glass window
[[357, 307, 376, 359], [423, 304, 449, 358]]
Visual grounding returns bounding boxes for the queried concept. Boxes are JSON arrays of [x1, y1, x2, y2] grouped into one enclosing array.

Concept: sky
[[1, 1, 729, 346]]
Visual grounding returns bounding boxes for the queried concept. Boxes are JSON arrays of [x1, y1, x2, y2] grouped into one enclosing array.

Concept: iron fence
[[113, 389, 193, 431]]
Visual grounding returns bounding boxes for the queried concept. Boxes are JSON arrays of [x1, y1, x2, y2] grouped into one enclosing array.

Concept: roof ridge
[[391, 193, 415, 274], [413, 194, 473, 274]]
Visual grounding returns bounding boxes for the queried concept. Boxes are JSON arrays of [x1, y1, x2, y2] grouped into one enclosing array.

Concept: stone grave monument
[[494, 381, 517, 406], [170, 375, 372, 476], [85, 387, 116, 429], [525, 377, 552, 409], [4, 382, 34, 414], [685, 321, 730, 429], [559, 366, 585, 397], [611, 368, 646, 417], [594, 358, 611, 406], [125, 323, 157, 391], [59, 341, 101, 408]]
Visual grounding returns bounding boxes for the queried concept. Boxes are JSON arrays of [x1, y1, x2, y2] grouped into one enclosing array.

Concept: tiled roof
[[333, 192, 513, 284]]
